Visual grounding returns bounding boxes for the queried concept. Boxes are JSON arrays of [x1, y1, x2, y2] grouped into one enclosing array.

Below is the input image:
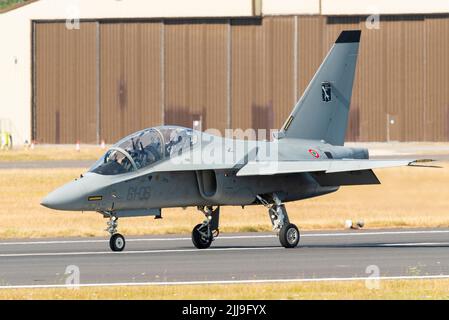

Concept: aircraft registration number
[[127, 186, 151, 201]]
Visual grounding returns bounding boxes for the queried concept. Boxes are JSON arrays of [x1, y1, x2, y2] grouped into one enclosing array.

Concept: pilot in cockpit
[[165, 135, 183, 156], [127, 137, 162, 169], [90, 127, 196, 175], [168, 129, 196, 157]]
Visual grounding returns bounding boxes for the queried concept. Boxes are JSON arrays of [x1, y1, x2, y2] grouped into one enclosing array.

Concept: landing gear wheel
[[279, 223, 300, 248], [110, 233, 126, 252], [192, 224, 212, 249]]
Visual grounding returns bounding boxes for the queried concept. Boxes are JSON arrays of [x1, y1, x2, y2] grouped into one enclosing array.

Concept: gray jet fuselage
[[42, 128, 368, 215]]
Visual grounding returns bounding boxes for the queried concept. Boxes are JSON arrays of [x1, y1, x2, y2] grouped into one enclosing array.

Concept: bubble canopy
[[90, 126, 198, 175]]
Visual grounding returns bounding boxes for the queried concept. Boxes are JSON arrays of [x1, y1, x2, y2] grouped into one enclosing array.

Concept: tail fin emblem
[[321, 82, 331, 102]]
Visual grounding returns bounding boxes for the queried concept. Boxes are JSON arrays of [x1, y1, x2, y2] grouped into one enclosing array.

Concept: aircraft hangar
[[0, 0, 449, 145]]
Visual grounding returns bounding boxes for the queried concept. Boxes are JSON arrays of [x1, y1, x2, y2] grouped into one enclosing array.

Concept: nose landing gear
[[110, 233, 126, 251], [106, 214, 126, 252]]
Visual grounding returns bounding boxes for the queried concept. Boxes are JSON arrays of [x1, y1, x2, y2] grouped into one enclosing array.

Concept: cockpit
[[90, 126, 198, 175]]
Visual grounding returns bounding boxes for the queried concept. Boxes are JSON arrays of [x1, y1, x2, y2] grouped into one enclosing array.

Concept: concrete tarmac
[[0, 228, 449, 288]]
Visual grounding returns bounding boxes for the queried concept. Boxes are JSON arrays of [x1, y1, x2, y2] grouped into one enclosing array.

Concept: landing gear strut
[[257, 194, 300, 248], [106, 214, 126, 252], [192, 206, 220, 249]]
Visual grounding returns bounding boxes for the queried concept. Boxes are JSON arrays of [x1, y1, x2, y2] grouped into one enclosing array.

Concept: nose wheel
[[105, 214, 126, 252], [110, 233, 126, 252]]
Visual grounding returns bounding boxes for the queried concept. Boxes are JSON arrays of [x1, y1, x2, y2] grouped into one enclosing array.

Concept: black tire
[[192, 224, 212, 249], [109, 233, 126, 252], [279, 223, 300, 248]]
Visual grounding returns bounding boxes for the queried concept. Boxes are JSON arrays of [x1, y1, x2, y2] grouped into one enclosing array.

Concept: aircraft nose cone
[[41, 180, 86, 210], [40, 190, 64, 209], [40, 194, 52, 208]]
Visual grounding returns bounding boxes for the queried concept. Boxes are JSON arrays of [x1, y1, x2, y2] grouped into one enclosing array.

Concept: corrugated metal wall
[[100, 22, 162, 143], [33, 14, 449, 143], [231, 17, 295, 139], [164, 19, 228, 132], [34, 22, 97, 144], [424, 15, 449, 141]]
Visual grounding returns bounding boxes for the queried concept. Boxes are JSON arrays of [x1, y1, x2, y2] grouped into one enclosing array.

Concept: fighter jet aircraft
[[41, 30, 430, 252]]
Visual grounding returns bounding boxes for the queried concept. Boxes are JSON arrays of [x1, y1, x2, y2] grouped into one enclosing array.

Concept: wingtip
[[408, 159, 441, 168], [410, 159, 436, 164], [335, 30, 361, 43]]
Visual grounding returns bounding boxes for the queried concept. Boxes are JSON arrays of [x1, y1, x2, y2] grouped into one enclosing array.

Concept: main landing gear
[[257, 194, 300, 248], [106, 214, 126, 252], [192, 206, 220, 249], [190, 196, 299, 250]]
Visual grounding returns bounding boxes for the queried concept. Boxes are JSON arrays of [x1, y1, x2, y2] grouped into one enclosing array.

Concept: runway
[[1, 228, 449, 288]]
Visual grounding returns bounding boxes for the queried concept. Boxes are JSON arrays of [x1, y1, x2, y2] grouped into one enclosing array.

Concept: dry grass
[[0, 145, 105, 162], [1, 279, 449, 299], [0, 164, 448, 239]]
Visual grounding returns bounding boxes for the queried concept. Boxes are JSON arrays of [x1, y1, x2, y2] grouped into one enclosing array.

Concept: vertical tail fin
[[279, 30, 361, 146]]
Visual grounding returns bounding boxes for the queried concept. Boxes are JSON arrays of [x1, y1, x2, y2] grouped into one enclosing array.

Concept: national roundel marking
[[308, 149, 320, 159]]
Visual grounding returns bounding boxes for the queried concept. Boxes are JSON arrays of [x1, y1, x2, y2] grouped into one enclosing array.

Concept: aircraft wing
[[148, 145, 258, 173], [236, 159, 431, 176], [149, 159, 235, 173]]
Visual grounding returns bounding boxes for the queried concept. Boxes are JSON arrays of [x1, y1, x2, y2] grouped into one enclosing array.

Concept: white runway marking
[[0, 235, 274, 246], [302, 230, 449, 237], [1, 241, 448, 258], [0, 246, 282, 258], [1, 274, 449, 290], [0, 229, 448, 246], [379, 242, 449, 246]]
